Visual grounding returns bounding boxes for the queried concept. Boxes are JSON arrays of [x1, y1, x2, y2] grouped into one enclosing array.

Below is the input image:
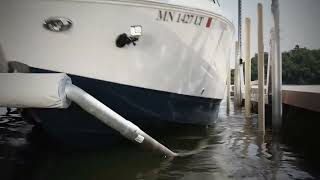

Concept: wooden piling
[[0, 44, 8, 73], [258, 3, 265, 131], [245, 17, 251, 117]]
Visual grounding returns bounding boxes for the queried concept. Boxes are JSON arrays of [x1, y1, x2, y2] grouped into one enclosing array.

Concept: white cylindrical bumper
[[0, 73, 71, 108]]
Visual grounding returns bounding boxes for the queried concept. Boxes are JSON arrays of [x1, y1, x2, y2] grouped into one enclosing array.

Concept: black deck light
[[116, 25, 142, 48]]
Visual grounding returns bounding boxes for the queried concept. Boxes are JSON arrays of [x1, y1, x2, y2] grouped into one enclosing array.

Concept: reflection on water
[[0, 101, 318, 180]]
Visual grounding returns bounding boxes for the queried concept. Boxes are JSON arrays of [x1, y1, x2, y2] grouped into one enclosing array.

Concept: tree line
[[250, 45, 320, 85]]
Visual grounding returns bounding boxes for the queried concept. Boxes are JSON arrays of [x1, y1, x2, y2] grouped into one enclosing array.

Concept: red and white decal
[[206, 17, 213, 28]]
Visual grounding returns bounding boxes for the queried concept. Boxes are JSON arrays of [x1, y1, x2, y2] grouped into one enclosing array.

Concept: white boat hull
[[0, 0, 234, 146], [0, 0, 234, 100]]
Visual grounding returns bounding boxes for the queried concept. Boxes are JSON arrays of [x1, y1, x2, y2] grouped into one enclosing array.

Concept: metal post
[[267, 29, 275, 100], [258, 3, 265, 131], [234, 41, 241, 107], [271, 0, 282, 133], [245, 17, 251, 117], [227, 62, 231, 114], [238, 0, 244, 107], [238, 0, 243, 59]]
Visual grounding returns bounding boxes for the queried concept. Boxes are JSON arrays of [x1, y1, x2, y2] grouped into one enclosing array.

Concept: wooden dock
[[242, 85, 320, 113], [282, 85, 320, 112]]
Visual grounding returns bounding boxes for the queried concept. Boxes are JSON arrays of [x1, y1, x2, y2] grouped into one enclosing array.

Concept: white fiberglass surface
[[144, 0, 221, 12], [0, 0, 233, 99], [55, 0, 222, 14]]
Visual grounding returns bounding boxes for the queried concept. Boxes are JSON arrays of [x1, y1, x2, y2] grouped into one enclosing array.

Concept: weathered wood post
[[258, 3, 265, 131], [245, 17, 251, 117], [0, 44, 8, 73], [271, 0, 282, 133], [234, 41, 241, 107]]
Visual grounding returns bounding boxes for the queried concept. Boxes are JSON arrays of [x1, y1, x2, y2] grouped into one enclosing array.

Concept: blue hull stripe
[[29, 67, 221, 147]]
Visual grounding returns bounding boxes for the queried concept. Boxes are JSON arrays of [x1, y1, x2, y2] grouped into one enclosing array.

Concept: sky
[[220, 0, 320, 59]]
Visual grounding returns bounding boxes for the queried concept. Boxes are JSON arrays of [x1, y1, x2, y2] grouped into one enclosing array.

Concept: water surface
[[0, 102, 318, 180]]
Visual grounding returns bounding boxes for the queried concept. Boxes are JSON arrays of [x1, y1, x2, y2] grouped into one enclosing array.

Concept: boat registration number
[[156, 10, 214, 28]]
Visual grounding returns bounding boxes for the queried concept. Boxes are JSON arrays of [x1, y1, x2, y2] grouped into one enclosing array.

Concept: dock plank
[[282, 85, 320, 112], [243, 85, 320, 112]]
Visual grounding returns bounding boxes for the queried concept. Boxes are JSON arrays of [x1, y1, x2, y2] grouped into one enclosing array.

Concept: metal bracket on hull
[[43, 17, 73, 32]]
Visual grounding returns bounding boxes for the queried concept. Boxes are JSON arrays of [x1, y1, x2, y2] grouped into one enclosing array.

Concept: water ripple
[[0, 103, 319, 180]]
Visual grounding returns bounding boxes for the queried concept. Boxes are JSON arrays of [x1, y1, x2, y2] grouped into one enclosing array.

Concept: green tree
[[250, 52, 269, 81], [250, 45, 320, 85], [282, 45, 320, 84]]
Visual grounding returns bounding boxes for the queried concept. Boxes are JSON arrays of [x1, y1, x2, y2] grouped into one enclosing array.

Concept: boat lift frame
[[0, 72, 177, 158]]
